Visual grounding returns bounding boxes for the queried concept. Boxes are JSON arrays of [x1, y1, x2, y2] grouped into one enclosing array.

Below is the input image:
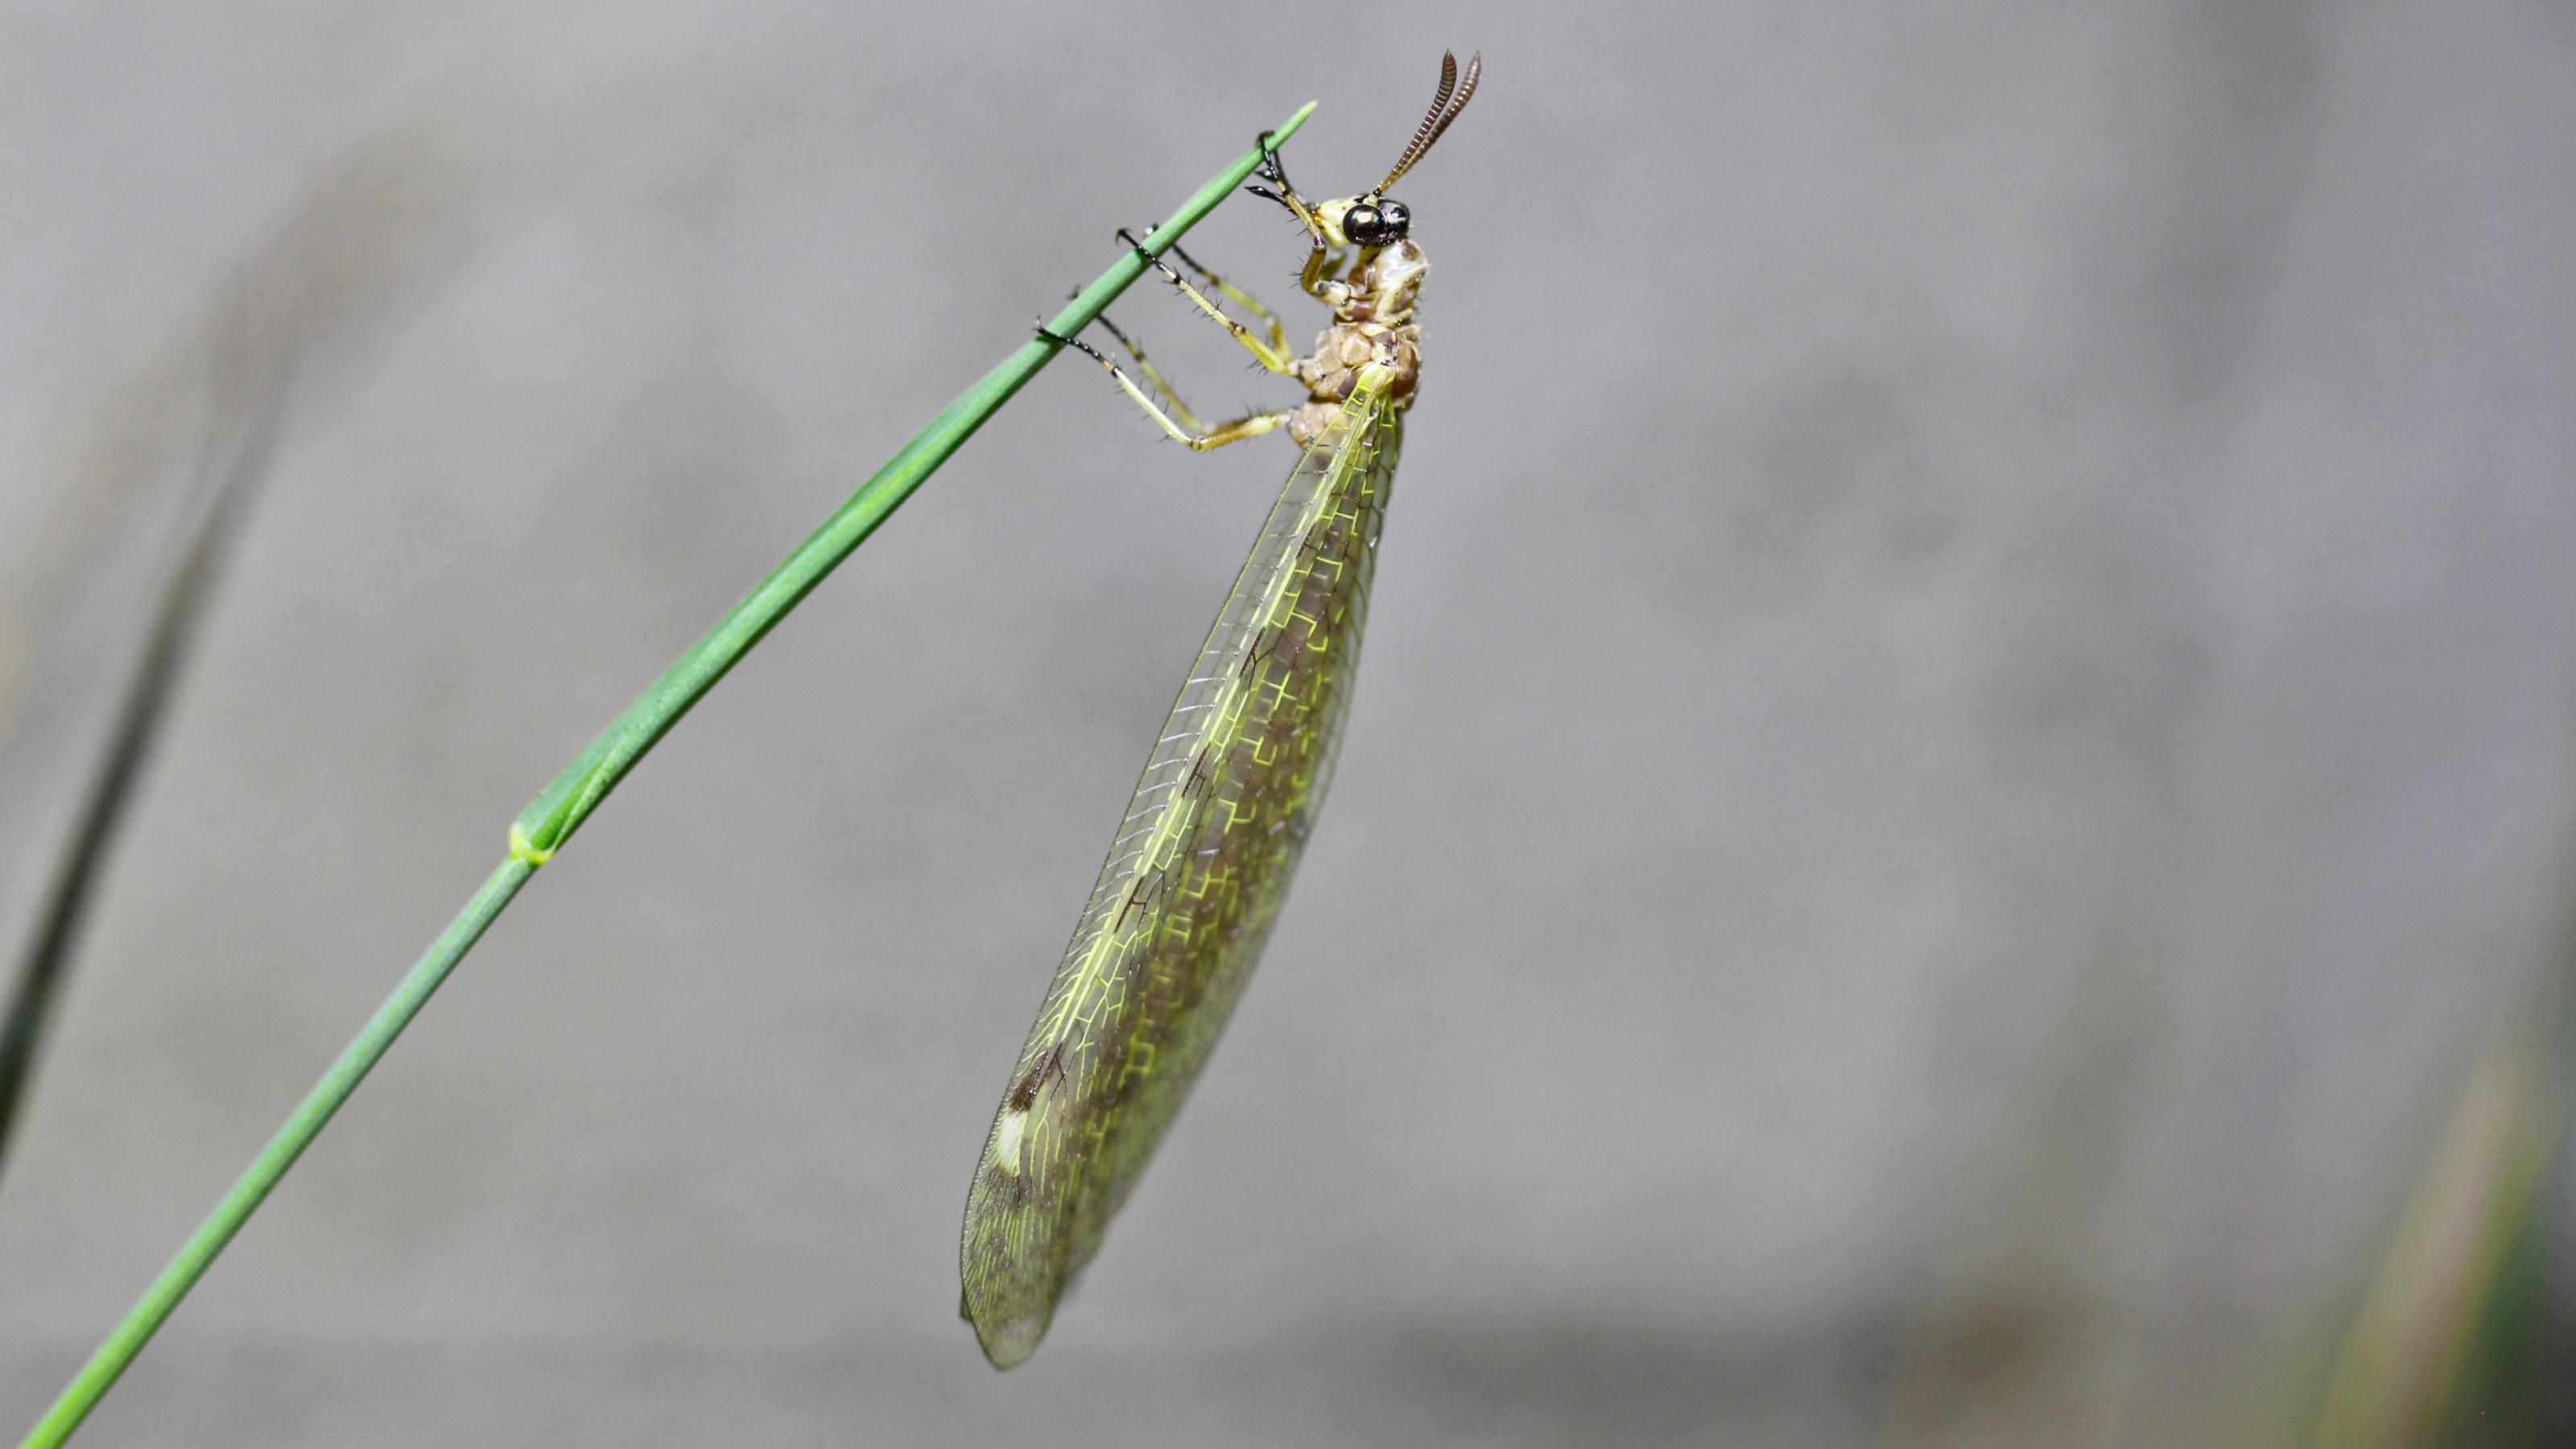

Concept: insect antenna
[[1377, 51, 1482, 194]]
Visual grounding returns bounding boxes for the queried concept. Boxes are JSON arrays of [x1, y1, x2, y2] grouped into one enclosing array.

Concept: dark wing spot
[[1009, 1042, 1067, 1111]]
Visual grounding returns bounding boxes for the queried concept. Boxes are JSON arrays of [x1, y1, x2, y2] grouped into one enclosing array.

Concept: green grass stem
[[18, 101, 1316, 1449]]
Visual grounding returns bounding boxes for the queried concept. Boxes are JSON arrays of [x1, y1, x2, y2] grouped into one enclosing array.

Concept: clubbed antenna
[[1377, 51, 1481, 195]]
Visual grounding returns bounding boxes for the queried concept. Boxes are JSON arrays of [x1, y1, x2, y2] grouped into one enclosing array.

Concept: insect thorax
[[1290, 240, 1427, 448]]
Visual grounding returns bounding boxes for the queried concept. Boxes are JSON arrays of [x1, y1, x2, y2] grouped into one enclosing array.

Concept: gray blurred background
[[2, 1, 2573, 1444]]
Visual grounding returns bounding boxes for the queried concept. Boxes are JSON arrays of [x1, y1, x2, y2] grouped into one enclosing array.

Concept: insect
[[959, 52, 1481, 1369]]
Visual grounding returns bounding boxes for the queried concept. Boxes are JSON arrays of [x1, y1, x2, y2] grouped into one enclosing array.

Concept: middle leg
[[1120, 229, 1302, 376], [1040, 321, 1294, 452], [1163, 241, 1288, 358]]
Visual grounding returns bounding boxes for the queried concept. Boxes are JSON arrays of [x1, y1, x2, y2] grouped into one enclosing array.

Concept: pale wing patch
[[989, 1109, 1029, 1176]]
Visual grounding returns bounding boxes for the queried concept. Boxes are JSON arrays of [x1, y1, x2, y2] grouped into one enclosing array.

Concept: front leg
[[1245, 134, 1349, 308], [1298, 246, 1355, 311], [1245, 131, 1325, 250]]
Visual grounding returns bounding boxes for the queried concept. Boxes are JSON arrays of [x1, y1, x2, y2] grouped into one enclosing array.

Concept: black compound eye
[[1344, 198, 1409, 246]]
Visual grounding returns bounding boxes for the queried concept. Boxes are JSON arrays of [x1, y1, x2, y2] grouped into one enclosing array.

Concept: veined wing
[[961, 379, 1403, 1368]]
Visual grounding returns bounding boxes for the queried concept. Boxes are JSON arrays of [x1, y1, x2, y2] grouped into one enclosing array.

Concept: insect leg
[[1162, 242, 1289, 357], [1245, 130, 1326, 249], [1091, 314, 1208, 433], [1178, 410, 1299, 449], [1117, 229, 1301, 376], [1298, 245, 1356, 308], [1241, 134, 1345, 302], [1038, 320, 1294, 451]]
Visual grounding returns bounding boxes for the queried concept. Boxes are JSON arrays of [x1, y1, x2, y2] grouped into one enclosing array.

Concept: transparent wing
[[962, 383, 1403, 1367]]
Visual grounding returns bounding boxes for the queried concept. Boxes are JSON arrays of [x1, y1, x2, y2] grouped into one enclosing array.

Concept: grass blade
[[0, 384, 283, 1179]]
